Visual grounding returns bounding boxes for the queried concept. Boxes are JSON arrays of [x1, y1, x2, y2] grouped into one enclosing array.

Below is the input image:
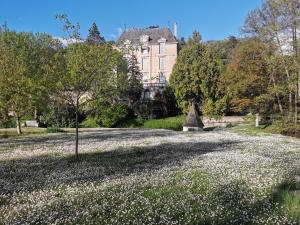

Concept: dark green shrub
[[43, 99, 81, 128], [97, 103, 129, 128], [0, 116, 16, 128]]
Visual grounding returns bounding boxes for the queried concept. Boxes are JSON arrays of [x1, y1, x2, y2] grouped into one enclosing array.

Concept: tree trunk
[[295, 85, 298, 125], [289, 93, 293, 120], [15, 114, 22, 135], [75, 97, 79, 161], [255, 113, 260, 127], [275, 35, 293, 119], [292, 27, 299, 125], [270, 73, 283, 114]]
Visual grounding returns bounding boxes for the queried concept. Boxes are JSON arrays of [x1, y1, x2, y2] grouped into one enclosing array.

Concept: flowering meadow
[[0, 128, 299, 224]]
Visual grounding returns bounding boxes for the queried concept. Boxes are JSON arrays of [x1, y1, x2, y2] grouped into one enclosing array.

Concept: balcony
[[143, 82, 166, 88]]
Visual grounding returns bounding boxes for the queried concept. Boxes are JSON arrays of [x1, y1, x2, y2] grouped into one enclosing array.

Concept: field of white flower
[[0, 128, 299, 224]]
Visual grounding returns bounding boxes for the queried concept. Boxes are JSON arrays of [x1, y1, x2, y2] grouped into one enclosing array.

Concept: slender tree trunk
[[15, 113, 22, 135], [34, 108, 38, 120], [295, 83, 298, 125], [275, 36, 293, 119], [255, 113, 260, 127], [75, 97, 79, 161], [293, 27, 299, 125], [270, 73, 283, 114]]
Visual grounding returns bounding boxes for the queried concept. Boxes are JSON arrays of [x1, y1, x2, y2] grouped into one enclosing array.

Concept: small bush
[[117, 117, 144, 128], [46, 127, 64, 133], [80, 117, 98, 128], [98, 103, 129, 128], [0, 117, 16, 128]]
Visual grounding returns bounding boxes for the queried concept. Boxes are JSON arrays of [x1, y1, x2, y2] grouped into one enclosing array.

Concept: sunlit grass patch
[[273, 180, 300, 220], [0, 127, 47, 138], [143, 115, 185, 131], [231, 124, 270, 136]]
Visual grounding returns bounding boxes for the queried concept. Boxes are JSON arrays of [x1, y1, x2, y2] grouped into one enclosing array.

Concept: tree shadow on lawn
[[196, 181, 294, 224], [0, 139, 238, 196], [0, 129, 178, 148]]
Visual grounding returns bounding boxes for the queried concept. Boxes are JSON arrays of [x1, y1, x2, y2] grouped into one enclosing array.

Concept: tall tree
[[87, 22, 105, 44], [219, 38, 272, 123], [56, 15, 126, 160], [0, 30, 57, 134], [123, 54, 143, 110], [169, 31, 221, 115], [243, 0, 300, 124]]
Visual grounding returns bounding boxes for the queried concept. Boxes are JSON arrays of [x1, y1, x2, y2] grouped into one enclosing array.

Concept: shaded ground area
[[0, 128, 299, 224]]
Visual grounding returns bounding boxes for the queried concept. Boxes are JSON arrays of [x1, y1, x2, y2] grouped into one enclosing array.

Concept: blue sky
[[0, 0, 262, 41]]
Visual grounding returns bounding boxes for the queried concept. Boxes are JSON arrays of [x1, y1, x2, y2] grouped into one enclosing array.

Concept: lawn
[[142, 115, 185, 131], [0, 128, 299, 224]]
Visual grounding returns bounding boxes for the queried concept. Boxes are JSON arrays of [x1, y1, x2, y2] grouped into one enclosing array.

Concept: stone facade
[[118, 26, 178, 98]]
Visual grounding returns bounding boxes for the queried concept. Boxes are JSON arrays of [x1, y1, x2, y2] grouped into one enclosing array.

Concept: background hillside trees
[[243, 0, 300, 124], [219, 38, 270, 116]]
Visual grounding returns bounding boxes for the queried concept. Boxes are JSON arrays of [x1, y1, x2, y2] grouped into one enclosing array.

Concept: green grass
[[142, 115, 185, 131], [0, 127, 47, 138], [231, 122, 300, 138], [46, 127, 65, 133], [231, 124, 270, 136], [273, 180, 300, 220]]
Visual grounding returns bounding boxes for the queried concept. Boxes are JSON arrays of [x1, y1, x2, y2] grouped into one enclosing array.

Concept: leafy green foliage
[[80, 117, 98, 128], [169, 31, 221, 115], [43, 99, 76, 128], [97, 103, 129, 128], [219, 38, 270, 115], [122, 54, 143, 110], [0, 30, 58, 134]]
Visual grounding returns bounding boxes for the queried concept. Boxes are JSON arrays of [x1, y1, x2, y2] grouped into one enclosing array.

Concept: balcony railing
[[143, 82, 166, 88]]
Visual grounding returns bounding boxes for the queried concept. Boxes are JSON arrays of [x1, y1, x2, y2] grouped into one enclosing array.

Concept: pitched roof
[[183, 103, 204, 128], [118, 27, 177, 44]]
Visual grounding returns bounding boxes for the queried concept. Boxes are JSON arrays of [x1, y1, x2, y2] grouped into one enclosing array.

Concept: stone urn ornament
[[183, 102, 204, 131]]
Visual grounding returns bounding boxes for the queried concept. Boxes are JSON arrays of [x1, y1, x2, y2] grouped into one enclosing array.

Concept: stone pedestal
[[183, 103, 204, 132]]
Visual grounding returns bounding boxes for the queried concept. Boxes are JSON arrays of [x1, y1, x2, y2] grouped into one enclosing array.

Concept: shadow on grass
[[0, 138, 238, 196], [272, 177, 300, 221], [0, 129, 178, 148]]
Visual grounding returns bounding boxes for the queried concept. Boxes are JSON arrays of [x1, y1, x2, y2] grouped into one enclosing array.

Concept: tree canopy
[[169, 31, 221, 116]]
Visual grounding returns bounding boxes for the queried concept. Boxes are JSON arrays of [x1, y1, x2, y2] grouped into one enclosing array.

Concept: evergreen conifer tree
[[87, 22, 105, 44]]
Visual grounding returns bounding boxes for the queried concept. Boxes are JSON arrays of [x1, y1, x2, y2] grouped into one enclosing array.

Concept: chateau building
[[118, 24, 178, 98]]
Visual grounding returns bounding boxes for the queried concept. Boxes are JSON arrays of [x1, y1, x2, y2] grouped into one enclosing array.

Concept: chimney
[[173, 21, 178, 38]]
